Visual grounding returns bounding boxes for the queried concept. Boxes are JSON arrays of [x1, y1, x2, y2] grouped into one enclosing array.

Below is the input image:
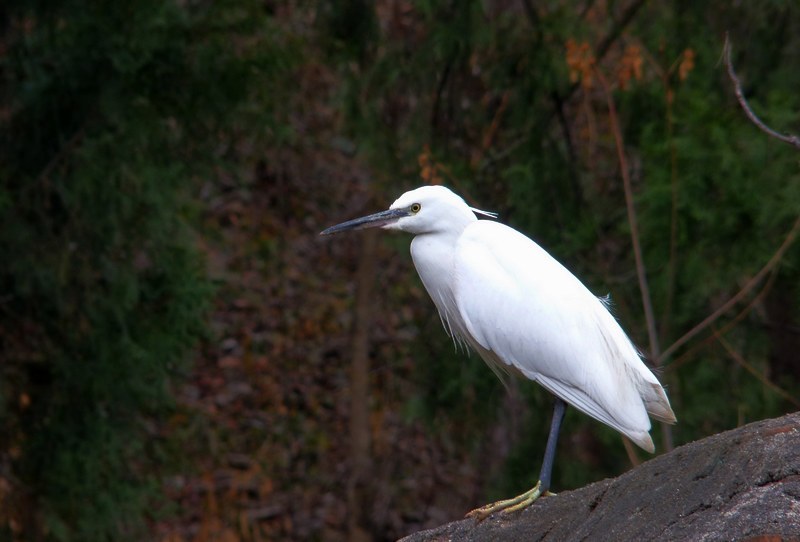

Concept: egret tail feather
[[643, 383, 677, 424]]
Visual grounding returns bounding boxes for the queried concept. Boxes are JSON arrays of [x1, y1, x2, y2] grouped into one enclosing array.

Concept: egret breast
[[410, 233, 470, 343]]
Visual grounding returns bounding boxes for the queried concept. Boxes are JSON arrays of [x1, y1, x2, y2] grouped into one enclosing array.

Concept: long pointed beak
[[320, 208, 410, 235]]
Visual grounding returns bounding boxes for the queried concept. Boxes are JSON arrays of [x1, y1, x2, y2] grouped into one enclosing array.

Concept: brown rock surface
[[400, 412, 800, 541]]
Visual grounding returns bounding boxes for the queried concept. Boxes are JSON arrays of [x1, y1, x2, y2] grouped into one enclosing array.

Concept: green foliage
[[334, 0, 800, 502], [0, 1, 293, 540], [4, 1, 799, 538]]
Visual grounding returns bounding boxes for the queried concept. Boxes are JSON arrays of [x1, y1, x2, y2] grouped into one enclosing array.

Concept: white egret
[[321, 185, 676, 519]]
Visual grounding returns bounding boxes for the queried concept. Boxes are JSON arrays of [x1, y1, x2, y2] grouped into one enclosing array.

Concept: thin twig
[[596, 69, 661, 362], [723, 34, 800, 150], [596, 67, 672, 451], [595, 0, 648, 62], [431, 52, 456, 132], [622, 436, 641, 467], [658, 216, 800, 365], [715, 330, 800, 409], [668, 265, 780, 373], [658, 63, 680, 345], [347, 228, 376, 541], [520, 0, 542, 41], [480, 91, 511, 155], [552, 91, 584, 211]]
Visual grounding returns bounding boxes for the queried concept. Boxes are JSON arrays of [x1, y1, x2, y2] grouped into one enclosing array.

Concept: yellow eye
[[410, 203, 421, 213]]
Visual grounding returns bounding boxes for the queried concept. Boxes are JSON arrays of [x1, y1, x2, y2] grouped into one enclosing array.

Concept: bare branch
[[595, 0, 648, 61], [715, 330, 800, 409], [596, 69, 661, 362], [348, 229, 376, 541], [595, 67, 674, 451], [668, 265, 780, 373], [658, 216, 800, 365], [723, 34, 800, 150]]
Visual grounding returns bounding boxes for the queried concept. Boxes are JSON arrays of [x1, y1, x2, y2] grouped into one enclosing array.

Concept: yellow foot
[[465, 481, 555, 521]]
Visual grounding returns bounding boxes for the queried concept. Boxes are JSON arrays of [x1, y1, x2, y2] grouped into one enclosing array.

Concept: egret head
[[320, 185, 496, 236]]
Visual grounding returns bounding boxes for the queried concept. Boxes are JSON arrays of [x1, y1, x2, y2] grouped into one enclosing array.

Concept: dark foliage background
[[0, 1, 798, 541]]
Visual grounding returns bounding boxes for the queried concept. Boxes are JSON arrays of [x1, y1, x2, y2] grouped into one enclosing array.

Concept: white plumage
[[386, 186, 675, 449], [321, 184, 676, 517]]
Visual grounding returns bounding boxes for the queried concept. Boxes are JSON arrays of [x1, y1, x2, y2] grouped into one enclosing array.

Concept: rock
[[399, 412, 800, 541]]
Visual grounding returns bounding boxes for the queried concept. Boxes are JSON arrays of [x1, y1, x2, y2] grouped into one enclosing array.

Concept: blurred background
[[1, 1, 799, 541]]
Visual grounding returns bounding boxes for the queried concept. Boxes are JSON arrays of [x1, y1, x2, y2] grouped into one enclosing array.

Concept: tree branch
[[668, 265, 780, 373], [723, 34, 800, 150], [714, 330, 800, 409], [658, 216, 800, 365], [596, 67, 673, 451], [348, 229, 377, 542], [595, 0, 648, 61], [596, 70, 660, 362]]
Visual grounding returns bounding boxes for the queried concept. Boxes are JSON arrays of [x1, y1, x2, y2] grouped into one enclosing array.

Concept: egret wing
[[453, 221, 657, 449]]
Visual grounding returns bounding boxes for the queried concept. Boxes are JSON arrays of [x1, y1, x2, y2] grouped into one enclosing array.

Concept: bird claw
[[466, 481, 552, 521]]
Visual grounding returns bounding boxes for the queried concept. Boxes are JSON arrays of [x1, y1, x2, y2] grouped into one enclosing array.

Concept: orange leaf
[[678, 48, 695, 81], [565, 39, 595, 90], [618, 44, 644, 89]]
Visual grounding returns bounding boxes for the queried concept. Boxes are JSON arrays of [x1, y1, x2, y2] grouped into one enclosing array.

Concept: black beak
[[320, 208, 410, 235]]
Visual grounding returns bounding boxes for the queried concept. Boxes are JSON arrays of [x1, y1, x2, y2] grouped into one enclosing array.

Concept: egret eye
[[410, 203, 421, 213]]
